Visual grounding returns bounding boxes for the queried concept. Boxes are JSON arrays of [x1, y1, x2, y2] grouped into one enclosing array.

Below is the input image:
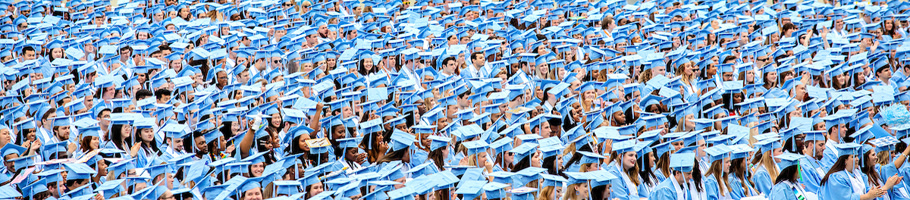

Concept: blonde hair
[[638, 68, 653, 83], [562, 183, 587, 200], [536, 186, 553, 200], [676, 115, 689, 132], [705, 159, 731, 194], [611, 152, 641, 185], [759, 150, 779, 181]]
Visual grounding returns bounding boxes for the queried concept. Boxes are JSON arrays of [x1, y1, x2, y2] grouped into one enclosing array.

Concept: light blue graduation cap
[[389, 130, 416, 151], [669, 152, 696, 172], [455, 180, 486, 200], [0, 143, 25, 158], [63, 162, 97, 180], [835, 143, 862, 156]]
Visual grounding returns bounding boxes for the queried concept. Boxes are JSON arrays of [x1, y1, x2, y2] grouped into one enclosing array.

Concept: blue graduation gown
[[638, 181, 655, 198], [704, 174, 721, 200], [752, 166, 774, 196], [799, 157, 824, 194], [650, 176, 687, 200], [820, 171, 863, 200], [822, 144, 839, 169], [728, 175, 754, 199], [770, 181, 804, 200], [409, 149, 428, 166], [609, 166, 640, 200], [654, 167, 667, 182], [879, 164, 910, 200]]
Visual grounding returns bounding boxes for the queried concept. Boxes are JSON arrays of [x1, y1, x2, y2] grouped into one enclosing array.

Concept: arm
[[752, 170, 773, 195], [827, 172, 875, 200], [704, 177, 719, 200], [239, 117, 259, 158], [308, 103, 324, 138], [728, 177, 745, 199], [610, 178, 631, 200], [894, 146, 910, 169]]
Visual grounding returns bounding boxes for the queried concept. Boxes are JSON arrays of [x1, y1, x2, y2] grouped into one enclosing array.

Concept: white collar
[[670, 175, 687, 200]]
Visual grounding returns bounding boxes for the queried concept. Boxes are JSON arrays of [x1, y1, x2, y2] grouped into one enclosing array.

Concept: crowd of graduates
[[8, 0, 910, 199]]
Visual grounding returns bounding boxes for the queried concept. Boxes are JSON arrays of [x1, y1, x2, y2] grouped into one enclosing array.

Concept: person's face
[[141, 127, 154, 142], [332, 126, 346, 139], [879, 68, 893, 80], [23, 50, 35, 61], [98, 111, 111, 126], [531, 151, 542, 167], [772, 148, 784, 163], [88, 136, 100, 149], [813, 140, 825, 158], [612, 111, 625, 125], [0, 129, 9, 147], [3, 154, 17, 172], [194, 136, 208, 153], [251, 162, 264, 177], [845, 155, 856, 170], [363, 58, 373, 70], [622, 151, 637, 169], [243, 187, 263, 200], [767, 71, 778, 84], [540, 121, 552, 137], [55, 125, 70, 140], [51, 48, 64, 59], [575, 182, 589, 196], [722, 72, 734, 81]]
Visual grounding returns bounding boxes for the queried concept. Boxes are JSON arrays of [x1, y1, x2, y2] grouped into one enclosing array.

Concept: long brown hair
[[80, 136, 96, 153], [705, 159, 731, 194], [821, 155, 851, 185], [730, 157, 755, 193], [656, 152, 671, 179], [612, 151, 641, 185], [861, 150, 882, 186]]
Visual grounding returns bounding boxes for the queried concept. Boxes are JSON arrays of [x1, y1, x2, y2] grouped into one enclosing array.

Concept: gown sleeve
[[752, 168, 773, 196], [704, 175, 719, 200], [800, 158, 822, 194], [770, 183, 796, 200], [609, 170, 634, 200], [728, 176, 746, 200], [649, 181, 677, 200], [822, 147, 838, 169], [821, 172, 862, 200], [654, 169, 667, 182]]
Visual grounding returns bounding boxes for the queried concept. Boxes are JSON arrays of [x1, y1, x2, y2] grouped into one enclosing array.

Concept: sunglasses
[[273, 60, 281, 64], [283, 3, 293, 6]]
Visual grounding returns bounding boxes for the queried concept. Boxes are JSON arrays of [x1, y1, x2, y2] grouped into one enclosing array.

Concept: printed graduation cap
[[455, 180, 486, 200], [835, 143, 862, 156], [64, 162, 97, 180]]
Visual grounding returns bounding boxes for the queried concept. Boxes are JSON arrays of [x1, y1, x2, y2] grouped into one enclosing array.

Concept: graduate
[[751, 138, 783, 196], [770, 153, 808, 200], [8, 0, 910, 198], [703, 144, 732, 200], [820, 143, 895, 200], [800, 131, 828, 194], [728, 144, 758, 199], [609, 140, 640, 200], [649, 152, 696, 200]]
